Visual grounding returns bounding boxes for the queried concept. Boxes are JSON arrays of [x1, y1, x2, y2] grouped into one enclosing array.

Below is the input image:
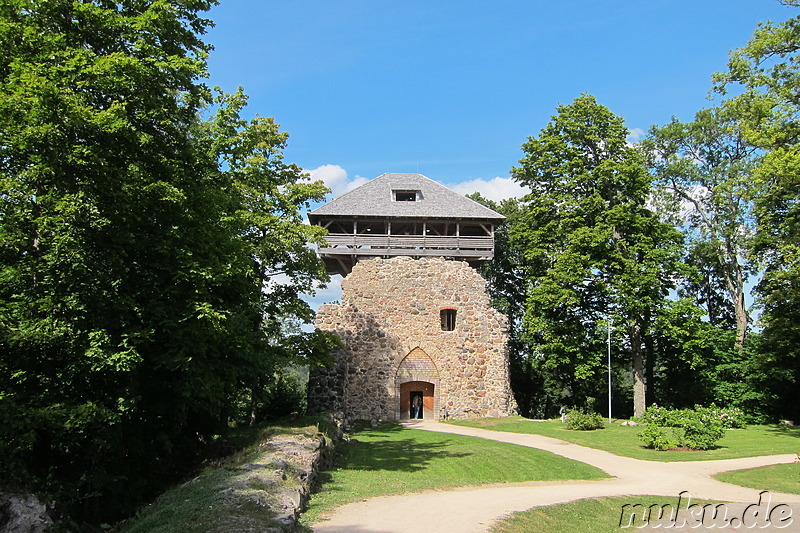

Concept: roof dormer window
[[393, 190, 421, 202]]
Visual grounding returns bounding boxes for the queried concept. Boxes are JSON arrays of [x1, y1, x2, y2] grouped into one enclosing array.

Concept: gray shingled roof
[[308, 173, 504, 220]]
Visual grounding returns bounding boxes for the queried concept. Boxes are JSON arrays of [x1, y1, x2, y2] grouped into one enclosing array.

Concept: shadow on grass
[[339, 422, 471, 473], [765, 424, 800, 439]]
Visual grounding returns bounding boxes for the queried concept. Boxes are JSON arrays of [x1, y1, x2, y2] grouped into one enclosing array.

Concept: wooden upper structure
[[308, 173, 504, 276]]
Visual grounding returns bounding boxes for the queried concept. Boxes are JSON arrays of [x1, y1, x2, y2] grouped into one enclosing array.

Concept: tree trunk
[[644, 332, 656, 407], [722, 248, 748, 353], [629, 321, 646, 418], [733, 285, 748, 353]]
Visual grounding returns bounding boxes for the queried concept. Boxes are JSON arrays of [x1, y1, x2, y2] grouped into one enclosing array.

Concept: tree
[[0, 0, 331, 523], [207, 89, 333, 425], [644, 106, 760, 351], [468, 194, 547, 416], [713, 1, 800, 419], [510, 94, 684, 417]]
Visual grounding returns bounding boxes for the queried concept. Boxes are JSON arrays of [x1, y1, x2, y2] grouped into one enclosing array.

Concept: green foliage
[[698, 405, 747, 430], [644, 106, 760, 350], [681, 412, 724, 451], [637, 405, 727, 451], [638, 425, 681, 451], [0, 0, 333, 525], [637, 405, 684, 427], [563, 408, 605, 431], [509, 94, 684, 417], [713, 2, 800, 422]]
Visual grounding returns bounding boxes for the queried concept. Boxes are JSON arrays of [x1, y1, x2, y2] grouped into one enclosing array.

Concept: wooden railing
[[319, 233, 494, 257]]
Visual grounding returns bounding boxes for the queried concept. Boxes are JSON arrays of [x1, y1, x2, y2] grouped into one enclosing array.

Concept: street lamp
[[608, 317, 613, 423]]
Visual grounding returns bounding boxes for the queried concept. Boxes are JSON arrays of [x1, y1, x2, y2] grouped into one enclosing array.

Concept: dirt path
[[311, 421, 800, 533]]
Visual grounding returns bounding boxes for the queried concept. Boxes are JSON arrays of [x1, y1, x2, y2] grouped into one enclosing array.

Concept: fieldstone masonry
[[308, 256, 517, 421]]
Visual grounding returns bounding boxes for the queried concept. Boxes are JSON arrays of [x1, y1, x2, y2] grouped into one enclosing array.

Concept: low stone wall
[[114, 417, 344, 533], [230, 421, 341, 531]]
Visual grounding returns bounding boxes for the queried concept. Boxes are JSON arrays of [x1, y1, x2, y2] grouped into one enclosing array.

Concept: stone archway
[[395, 347, 440, 420]]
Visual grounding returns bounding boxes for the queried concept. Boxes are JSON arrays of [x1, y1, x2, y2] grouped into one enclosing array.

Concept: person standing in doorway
[[411, 393, 422, 419]]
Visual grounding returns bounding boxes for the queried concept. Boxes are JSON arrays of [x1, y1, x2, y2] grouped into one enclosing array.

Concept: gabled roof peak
[[309, 173, 504, 220]]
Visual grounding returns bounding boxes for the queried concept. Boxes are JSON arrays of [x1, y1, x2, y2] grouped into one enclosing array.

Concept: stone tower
[[307, 173, 516, 421]]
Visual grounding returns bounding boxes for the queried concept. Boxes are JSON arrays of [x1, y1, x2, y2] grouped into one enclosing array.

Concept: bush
[[700, 404, 747, 429], [637, 404, 684, 427], [638, 405, 727, 450], [682, 412, 724, 450], [564, 409, 605, 430], [639, 425, 681, 451]]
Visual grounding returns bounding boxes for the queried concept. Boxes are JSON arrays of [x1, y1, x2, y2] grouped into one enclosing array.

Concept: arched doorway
[[399, 381, 435, 419], [395, 347, 440, 420]]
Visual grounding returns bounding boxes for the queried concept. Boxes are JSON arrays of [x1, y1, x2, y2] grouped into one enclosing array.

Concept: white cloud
[[301, 275, 343, 320], [451, 176, 530, 202], [304, 164, 368, 199], [627, 127, 646, 144]]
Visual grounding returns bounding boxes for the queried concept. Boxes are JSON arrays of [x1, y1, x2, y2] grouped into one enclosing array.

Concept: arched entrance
[[400, 381, 435, 419], [395, 347, 440, 420]]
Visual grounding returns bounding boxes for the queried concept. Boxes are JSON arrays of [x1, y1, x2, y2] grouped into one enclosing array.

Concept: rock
[[274, 512, 296, 527], [0, 493, 53, 533]]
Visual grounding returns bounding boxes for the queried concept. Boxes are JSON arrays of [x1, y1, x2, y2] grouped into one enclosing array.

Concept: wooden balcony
[[317, 233, 495, 275]]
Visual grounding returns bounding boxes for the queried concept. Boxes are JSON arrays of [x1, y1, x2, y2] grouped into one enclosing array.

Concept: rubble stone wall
[[308, 257, 517, 421]]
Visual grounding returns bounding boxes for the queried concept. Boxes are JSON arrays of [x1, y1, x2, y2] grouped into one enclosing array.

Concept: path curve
[[312, 421, 799, 533]]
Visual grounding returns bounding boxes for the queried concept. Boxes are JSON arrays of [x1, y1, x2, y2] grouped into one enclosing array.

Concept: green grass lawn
[[716, 462, 800, 495], [450, 417, 800, 462], [490, 496, 722, 533], [302, 421, 607, 525]]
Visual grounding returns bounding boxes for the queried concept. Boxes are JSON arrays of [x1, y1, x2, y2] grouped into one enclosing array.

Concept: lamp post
[[608, 318, 613, 424]]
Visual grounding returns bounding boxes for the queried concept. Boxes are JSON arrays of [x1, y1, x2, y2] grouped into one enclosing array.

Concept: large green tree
[[510, 94, 684, 417], [713, 1, 800, 419], [0, 0, 329, 523], [644, 106, 761, 351]]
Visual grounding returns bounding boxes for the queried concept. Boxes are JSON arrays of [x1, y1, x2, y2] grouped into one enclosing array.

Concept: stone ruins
[[307, 173, 517, 421]]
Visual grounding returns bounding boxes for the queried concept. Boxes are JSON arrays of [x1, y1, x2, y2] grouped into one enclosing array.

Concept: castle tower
[[307, 173, 516, 421]]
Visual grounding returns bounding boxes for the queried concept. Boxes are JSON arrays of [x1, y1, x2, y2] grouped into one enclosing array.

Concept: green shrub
[[682, 410, 725, 450], [700, 404, 747, 429], [638, 425, 681, 451], [638, 405, 727, 450], [637, 404, 684, 427], [564, 409, 605, 430]]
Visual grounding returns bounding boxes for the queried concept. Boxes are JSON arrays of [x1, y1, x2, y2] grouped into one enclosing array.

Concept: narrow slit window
[[440, 308, 457, 331]]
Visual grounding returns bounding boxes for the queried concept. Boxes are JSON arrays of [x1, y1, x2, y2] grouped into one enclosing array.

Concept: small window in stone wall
[[440, 308, 457, 331]]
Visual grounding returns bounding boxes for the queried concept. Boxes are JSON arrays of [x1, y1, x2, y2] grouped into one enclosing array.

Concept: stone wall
[[308, 257, 517, 421]]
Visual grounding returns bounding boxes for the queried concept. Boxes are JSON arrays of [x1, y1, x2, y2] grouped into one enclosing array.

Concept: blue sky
[[205, 0, 794, 202], [203, 1, 793, 311]]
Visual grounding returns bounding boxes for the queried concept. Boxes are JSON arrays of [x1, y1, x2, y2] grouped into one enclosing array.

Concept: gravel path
[[311, 421, 800, 533]]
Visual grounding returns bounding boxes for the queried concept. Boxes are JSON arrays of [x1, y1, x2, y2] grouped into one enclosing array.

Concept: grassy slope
[[302, 421, 607, 525], [117, 417, 335, 533], [490, 496, 722, 533], [716, 462, 800, 495], [450, 417, 800, 462]]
